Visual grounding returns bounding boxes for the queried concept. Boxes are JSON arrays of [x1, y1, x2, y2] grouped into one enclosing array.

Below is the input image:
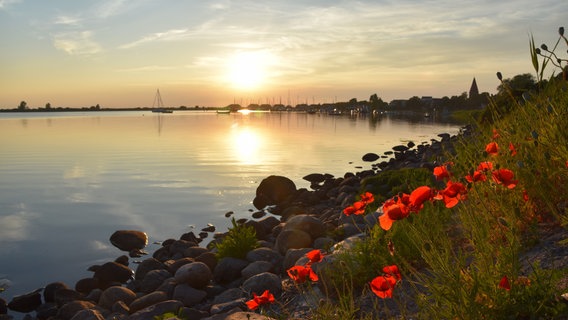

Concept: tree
[[497, 73, 536, 97], [18, 101, 27, 110], [45, 102, 51, 110]]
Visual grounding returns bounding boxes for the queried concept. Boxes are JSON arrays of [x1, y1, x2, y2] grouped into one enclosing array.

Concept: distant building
[[469, 77, 479, 98]]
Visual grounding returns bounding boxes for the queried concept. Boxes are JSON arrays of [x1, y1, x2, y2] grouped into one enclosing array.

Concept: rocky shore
[[2, 125, 565, 320]]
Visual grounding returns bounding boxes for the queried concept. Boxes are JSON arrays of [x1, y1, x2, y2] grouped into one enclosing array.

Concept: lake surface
[[0, 110, 461, 301]]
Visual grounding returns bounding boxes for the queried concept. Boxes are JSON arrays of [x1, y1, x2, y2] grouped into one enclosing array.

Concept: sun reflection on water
[[231, 125, 264, 165]]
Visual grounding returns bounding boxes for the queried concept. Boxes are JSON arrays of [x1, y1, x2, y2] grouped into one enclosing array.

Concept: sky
[[0, 0, 566, 109]]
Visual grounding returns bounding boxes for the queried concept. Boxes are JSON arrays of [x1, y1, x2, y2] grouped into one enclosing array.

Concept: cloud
[[94, 0, 128, 19], [53, 31, 102, 55], [119, 28, 189, 49], [53, 14, 82, 26], [0, 0, 21, 10]]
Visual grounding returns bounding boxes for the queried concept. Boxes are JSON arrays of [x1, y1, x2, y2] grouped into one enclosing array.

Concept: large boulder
[[242, 272, 282, 297], [93, 262, 133, 284], [109, 230, 148, 252], [274, 229, 312, 255], [253, 175, 297, 209], [282, 214, 325, 239], [174, 262, 212, 289]]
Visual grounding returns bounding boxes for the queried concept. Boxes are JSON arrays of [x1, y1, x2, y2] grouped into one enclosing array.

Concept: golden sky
[[0, 0, 566, 108]]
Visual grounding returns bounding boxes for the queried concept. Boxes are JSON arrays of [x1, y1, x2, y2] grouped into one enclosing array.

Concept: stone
[[174, 262, 212, 289], [209, 298, 247, 315], [362, 153, 380, 162], [183, 246, 209, 258], [75, 278, 100, 294], [213, 258, 249, 284], [167, 257, 195, 274], [7, 289, 42, 313], [140, 269, 172, 293], [246, 247, 283, 266], [302, 173, 327, 183], [54, 288, 85, 307], [128, 300, 184, 320], [242, 272, 282, 297], [98, 286, 136, 309], [253, 175, 297, 209], [109, 230, 148, 251], [282, 248, 312, 271], [43, 282, 70, 303], [134, 258, 166, 280], [93, 262, 133, 284], [129, 291, 168, 313], [35, 302, 58, 319], [241, 261, 273, 279], [69, 308, 104, 320], [172, 284, 207, 307], [195, 252, 218, 272], [282, 214, 325, 239], [212, 288, 245, 305], [56, 301, 96, 320], [274, 229, 312, 255]]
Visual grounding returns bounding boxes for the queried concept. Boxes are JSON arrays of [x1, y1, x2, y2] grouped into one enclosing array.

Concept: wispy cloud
[[94, 0, 128, 19], [53, 14, 82, 26], [0, 0, 21, 10], [119, 28, 190, 49], [53, 31, 102, 55]]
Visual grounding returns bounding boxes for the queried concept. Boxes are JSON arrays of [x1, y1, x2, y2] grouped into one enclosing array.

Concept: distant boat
[[216, 109, 231, 114], [328, 108, 342, 116], [151, 89, 173, 113], [424, 112, 431, 118]]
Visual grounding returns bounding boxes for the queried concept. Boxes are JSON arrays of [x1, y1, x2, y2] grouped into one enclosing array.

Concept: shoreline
[[1, 125, 471, 319]]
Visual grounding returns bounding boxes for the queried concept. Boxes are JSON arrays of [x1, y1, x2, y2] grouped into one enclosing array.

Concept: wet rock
[[98, 286, 136, 310], [75, 278, 100, 295], [36, 302, 58, 319], [109, 230, 148, 252], [44, 282, 69, 303], [93, 262, 133, 285], [7, 289, 42, 313], [302, 173, 327, 183], [54, 288, 84, 307], [202, 225, 216, 233], [362, 153, 380, 162], [0, 298, 6, 314], [174, 262, 212, 289], [282, 248, 313, 271], [253, 175, 297, 209]]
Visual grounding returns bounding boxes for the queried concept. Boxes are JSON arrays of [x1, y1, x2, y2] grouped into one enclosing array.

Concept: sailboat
[[151, 89, 173, 113]]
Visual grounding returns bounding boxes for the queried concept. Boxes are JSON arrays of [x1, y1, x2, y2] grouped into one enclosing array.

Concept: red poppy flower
[[287, 265, 318, 283], [509, 142, 517, 156], [370, 275, 397, 298], [360, 192, 375, 205], [246, 290, 275, 310], [382, 265, 402, 281], [522, 189, 529, 202], [492, 169, 518, 189], [343, 201, 366, 216], [498, 276, 511, 291], [434, 180, 467, 208], [409, 186, 433, 211], [477, 161, 494, 171], [465, 170, 486, 183], [379, 197, 411, 230], [306, 249, 324, 264], [485, 142, 499, 156], [433, 165, 451, 181], [492, 128, 500, 140]]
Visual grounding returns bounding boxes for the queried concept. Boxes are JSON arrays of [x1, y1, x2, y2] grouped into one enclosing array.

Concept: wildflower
[[360, 192, 375, 205], [509, 142, 518, 156], [433, 164, 451, 181], [434, 180, 467, 208], [379, 195, 411, 231], [485, 142, 499, 156], [343, 201, 366, 216], [370, 275, 397, 298], [498, 276, 511, 291], [492, 128, 500, 140], [287, 265, 318, 283], [246, 290, 275, 310], [306, 249, 324, 264], [522, 189, 529, 202], [409, 186, 433, 210], [477, 161, 494, 171], [382, 265, 402, 281], [492, 169, 518, 189], [465, 170, 486, 183]]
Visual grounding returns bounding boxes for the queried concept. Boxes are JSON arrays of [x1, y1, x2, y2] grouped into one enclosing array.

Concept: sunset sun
[[225, 51, 274, 90]]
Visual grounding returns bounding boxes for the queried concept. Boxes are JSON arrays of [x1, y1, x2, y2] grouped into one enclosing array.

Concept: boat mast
[[153, 89, 164, 108]]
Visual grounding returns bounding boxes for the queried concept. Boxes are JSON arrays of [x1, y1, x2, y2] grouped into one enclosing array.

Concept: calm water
[[0, 110, 461, 301]]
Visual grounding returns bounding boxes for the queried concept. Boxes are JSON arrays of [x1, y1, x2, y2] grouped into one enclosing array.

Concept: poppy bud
[[560, 27, 565, 36], [540, 44, 548, 51], [496, 72, 503, 81], [535, 48, 541, 54]]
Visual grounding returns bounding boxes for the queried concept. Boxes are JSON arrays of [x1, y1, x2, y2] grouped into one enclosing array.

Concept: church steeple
[[469, 77, 479, 98]]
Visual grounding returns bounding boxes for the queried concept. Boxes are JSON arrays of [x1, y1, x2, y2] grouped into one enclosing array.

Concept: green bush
[[213, 218, 259, 259]]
